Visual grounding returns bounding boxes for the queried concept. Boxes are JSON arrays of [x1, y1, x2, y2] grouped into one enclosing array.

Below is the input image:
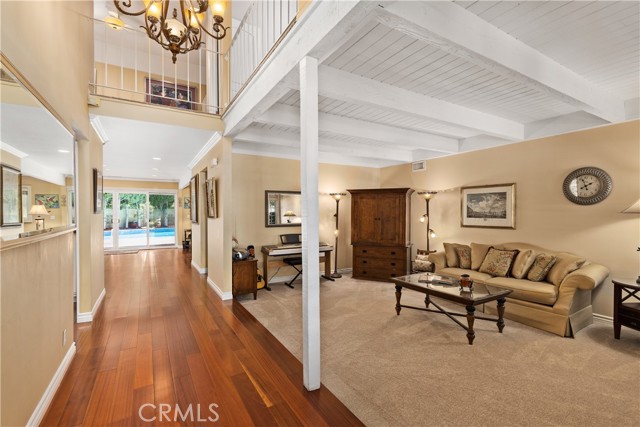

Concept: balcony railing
[[91, 18, 223, 114], [228, 0, 298, 102]]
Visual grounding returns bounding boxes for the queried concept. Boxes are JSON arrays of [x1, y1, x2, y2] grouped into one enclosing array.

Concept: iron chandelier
[[114, 0, 229, 63]]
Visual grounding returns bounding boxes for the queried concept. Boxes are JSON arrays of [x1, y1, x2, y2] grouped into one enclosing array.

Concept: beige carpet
[[239, 275, 640, 427]]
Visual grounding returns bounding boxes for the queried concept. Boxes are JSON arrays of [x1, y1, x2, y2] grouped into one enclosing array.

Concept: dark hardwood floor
[[42, 249, 363, 427]]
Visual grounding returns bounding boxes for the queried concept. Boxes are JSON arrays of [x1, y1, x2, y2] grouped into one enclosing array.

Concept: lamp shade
[[622, 199, 640, 213], [283, 210, 296, 217], [330, 192, 347, 201], [29, 204, 48, 216]]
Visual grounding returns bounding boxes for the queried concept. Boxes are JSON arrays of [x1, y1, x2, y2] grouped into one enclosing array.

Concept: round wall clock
[[563, 167, 612, 205]]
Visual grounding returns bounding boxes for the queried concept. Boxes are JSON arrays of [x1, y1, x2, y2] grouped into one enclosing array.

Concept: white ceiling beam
[[232, 141, 403, 169], [377, 1, 626, 123], [235, 127, 414, 163], [282, 65, 524, 141], [256, 103, 459, 154], [223, 1, 381, 137]]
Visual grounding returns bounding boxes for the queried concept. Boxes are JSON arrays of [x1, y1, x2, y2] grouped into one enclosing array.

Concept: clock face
[[563, 167, 612, 205]]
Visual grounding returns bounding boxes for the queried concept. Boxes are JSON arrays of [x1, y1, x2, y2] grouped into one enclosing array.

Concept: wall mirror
[[0, 66, 76, 240], [265, 190, 301, 227]]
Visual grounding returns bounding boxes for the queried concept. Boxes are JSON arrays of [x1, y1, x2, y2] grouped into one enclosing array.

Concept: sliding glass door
[[104, 190, 177, 250], [149, 194, 176, 246], [118, 192, 148, 248]]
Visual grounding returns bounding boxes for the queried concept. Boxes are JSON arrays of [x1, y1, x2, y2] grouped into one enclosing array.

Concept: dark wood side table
[[232, 259, 258, 300], [612, 278, 640, 339]]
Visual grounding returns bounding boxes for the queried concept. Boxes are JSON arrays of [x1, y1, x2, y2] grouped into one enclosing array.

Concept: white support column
[[299, 55, 321, 391]]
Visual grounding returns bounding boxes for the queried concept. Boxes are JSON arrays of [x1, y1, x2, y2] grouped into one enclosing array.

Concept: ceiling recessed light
[[152, 167, 159, 171], [152, 174, 157, 177], [57, 149, 70, 153], [152, 157, 162, 161]]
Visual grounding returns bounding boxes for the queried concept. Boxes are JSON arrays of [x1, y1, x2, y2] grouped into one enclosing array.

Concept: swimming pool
[[104, 227, 175, 248]]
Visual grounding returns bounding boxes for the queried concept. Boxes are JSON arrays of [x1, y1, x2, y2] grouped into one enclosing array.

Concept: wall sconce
[[29, 204, 48, 230], [417, 191, 437, 253], [330, 192, 347, 278]]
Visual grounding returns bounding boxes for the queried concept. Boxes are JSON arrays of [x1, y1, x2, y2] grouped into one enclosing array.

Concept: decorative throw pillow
[[414, 259, 433, 272], [416, 254, 430, 262], [511, 249, 536, 279], [470, 243, 492, 270], [479, 247, 519, 277], [455, 246, 472, 269], [527, 254, 557, 282], [546, 253, 586, 286], [443, 243, 469, 268]]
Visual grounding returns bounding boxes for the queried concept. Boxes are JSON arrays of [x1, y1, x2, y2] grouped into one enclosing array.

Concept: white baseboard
[[27, 343, 76, 427], [593, 313, 614, 323], [191, 260, 208, 274], [76, 287, 106, 323], [207, 277, 232, 300]]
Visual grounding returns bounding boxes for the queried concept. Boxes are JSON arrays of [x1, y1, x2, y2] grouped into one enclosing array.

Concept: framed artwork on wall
[[35, 193, 60, 209], [1, 164, 22, 227], [206, 178, 217, 218], [93, 168, 103, 213], [145, 78, 196, 110], [190, 175, 198, 223], [22, 185, 32, 222], [461, 183, 515, 229], [184, 197, 191, 209]]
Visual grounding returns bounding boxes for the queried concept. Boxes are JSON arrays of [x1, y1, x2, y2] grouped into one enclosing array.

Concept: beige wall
[[0, 149, 21, 169], [22, 176, 70, 232], [380, 121, 640, 318], [78, 129, 105, 314], [1, 231, 75, 427], [231, 154, 381, 283]]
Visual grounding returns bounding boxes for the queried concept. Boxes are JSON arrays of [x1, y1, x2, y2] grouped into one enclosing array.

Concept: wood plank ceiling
[[232, 1, 640, 167]]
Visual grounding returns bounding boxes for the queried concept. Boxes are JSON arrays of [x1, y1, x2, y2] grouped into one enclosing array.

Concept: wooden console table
[[612, 278, 640, 339]]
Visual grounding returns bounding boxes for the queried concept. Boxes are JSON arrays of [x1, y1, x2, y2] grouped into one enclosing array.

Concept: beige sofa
[[428, 242, 609, 337]]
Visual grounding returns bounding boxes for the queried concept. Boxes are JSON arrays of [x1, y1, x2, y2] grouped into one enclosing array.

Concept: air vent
[[412, 161, 426, 172]]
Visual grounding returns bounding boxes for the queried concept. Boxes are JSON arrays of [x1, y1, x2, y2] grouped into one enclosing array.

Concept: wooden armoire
[[348, 188, 413, 282]]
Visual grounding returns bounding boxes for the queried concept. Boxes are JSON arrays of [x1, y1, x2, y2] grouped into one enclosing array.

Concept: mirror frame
[[265, 190, 302, 228]]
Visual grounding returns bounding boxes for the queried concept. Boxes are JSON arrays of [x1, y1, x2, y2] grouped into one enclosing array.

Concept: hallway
[[42, 249, 362, 426]]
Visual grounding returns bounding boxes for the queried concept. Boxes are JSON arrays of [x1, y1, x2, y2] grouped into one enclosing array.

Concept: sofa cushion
[[547, 253, 586, 286], [439, 268, 494, 283], [455, 246, 472, 269], [479, 247, 519, 277], [470, 243, 492, 270], [443, 243, 469, 267], [487, 277, 558, 305], [511, 249, 536, 279], [527, 254, 557, 282]]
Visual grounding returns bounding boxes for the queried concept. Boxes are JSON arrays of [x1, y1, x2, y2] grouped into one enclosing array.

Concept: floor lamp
[[330, 192, 347, 278], [417, 191, 437, 253]]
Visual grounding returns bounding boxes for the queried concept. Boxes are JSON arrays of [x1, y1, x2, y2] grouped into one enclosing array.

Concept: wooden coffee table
[[391, 273, 512, 345]]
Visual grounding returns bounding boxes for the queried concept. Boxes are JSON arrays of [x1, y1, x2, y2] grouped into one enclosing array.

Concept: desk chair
[[280, 234, 303, 288]]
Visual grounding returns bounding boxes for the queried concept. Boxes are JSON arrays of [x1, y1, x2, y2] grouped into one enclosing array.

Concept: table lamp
[[30, 204, 48, 230]]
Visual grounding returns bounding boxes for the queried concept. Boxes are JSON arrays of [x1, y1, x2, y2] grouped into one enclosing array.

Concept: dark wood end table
[[612, 278, 640, 339], [392, 273, 512, 345]]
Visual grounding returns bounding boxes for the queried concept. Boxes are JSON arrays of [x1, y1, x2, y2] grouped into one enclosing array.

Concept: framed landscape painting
[[206, 178, 217, 219], [190, 175, 198, 223], [461, 183, 515, 229], [1, 164, 22, 227]]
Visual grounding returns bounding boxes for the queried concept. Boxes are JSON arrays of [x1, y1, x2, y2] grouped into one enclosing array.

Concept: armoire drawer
[[352, 265, 404, 281], [353, 246, 407, 259], [354, 256, 405, 270]]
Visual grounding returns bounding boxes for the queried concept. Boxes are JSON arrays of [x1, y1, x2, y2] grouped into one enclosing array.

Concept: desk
[[261, 243, 334, 288]]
